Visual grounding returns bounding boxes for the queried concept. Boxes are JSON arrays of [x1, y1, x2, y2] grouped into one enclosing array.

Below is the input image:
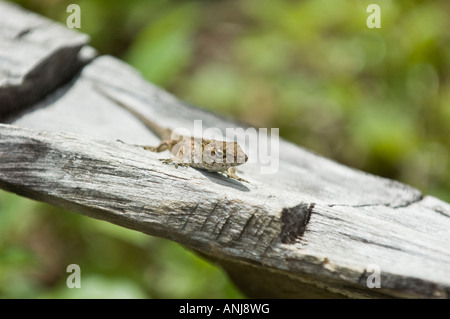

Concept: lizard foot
[[224, 167, 249, 183], [159, 158, 189, 168]]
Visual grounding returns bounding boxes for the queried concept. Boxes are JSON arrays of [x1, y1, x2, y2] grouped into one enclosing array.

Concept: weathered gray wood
[[0, 1, 95, 120], [1, 118, 450, 298], [1, 2, 450, 299]]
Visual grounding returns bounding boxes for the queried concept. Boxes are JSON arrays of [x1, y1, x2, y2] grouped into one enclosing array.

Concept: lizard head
[[201, 140, 248, 171]]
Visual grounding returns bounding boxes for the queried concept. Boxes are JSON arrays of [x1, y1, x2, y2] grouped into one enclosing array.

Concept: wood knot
[[280, 203, 314, 244]]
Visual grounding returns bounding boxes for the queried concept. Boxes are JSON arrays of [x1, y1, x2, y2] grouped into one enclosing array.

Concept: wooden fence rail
[[1, 1, 449, 298]]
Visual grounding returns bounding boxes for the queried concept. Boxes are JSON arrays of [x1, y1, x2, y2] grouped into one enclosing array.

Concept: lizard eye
[[211, 148, 223, 157]]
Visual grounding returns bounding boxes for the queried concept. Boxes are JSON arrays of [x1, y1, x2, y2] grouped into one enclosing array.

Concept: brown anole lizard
[[95, 86, 249, 183]]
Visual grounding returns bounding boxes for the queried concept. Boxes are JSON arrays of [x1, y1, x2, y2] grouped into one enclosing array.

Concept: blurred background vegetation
[[1, 0, 449, 298]]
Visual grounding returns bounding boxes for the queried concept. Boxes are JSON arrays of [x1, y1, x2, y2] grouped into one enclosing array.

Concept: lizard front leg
[[159, 158, 190, 168], [224, 167, 249, 183]]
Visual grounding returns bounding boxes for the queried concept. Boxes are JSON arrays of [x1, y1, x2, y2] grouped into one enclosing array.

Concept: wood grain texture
[[1, 119, 449, 298], [1, 2, 449, 299]]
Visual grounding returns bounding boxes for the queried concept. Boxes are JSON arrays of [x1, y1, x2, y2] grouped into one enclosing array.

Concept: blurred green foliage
[[2, 0, 449, 298]]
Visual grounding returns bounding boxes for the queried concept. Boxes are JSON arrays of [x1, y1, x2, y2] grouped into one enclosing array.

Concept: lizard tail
[[94, 85, 173, 141]]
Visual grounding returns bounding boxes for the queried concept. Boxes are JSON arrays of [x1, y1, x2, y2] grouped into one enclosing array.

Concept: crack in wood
[[15, 27, 32, 39], [251, 215, 275, 251], [338, 232, 405, 253], [235, 211, 257, 242], [256, 216, 279, 256], [200, 200, 220, 232], [181, 203, 198, 232], [328, 194, 423, 210], [215, 212, 232, 241], [433, 207, 450, 218]]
